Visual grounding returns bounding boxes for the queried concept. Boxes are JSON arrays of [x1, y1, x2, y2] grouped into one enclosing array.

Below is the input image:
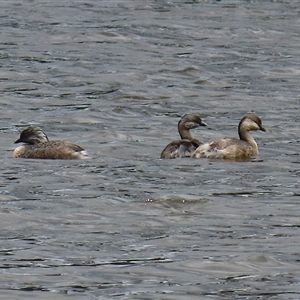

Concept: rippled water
[[1, 1, 300, 299]]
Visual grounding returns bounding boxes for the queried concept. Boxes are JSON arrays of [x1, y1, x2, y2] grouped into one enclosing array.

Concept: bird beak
[[200, 121, 208, 127], [14, 138, 21, 144], [261, 127, 267, 132]]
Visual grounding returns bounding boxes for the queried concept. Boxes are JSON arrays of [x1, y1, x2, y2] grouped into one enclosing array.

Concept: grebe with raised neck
[[192, 114, 266, 160], [161, 113, 207, 159]]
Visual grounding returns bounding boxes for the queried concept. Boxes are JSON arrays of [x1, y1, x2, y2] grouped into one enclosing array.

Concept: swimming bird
[[13, 125, 89, 159], [192, 114, 266, 160], [161, 113, 207, 159]]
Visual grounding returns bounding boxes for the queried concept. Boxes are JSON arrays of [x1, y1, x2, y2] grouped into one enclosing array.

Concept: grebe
[[192, 114, 266, 160], [161, 114, 207, 159], [13, 125, 89, 159]]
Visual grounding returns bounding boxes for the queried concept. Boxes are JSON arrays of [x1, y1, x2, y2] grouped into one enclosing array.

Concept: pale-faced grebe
[[161, 113, 207, 159], [192, 114, 266, 160], [13, 125, 89, 159]]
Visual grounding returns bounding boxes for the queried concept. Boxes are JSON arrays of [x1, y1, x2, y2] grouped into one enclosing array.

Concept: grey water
[[0, 1, 300, 299]]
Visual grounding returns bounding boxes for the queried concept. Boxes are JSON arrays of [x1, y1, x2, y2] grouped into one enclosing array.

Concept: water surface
[[0, 1, 300, 299]]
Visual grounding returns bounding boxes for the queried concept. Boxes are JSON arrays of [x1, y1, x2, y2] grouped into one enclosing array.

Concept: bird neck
[[239, 129, 258, 151], [178, 125, 193, 140]]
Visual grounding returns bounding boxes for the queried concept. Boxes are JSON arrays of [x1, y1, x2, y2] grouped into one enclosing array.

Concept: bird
[[192, 114, 266, 160], [160, 113, 207, 159], [13, 125, 89, 159]]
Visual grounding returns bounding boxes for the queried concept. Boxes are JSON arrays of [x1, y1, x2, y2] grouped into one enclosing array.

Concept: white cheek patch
[[242, 119, 260, 131]]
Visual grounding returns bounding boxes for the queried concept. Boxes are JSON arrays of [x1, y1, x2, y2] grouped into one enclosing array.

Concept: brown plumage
[[160, 114, 207, 159], [192, 114, 266, 160], [13, 125, 89, 159]]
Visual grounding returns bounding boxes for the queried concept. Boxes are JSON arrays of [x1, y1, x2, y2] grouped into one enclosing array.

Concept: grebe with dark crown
[[192, 114, 266, 160], [13, 125, 89, 159], [161, 113, 207, 159]]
